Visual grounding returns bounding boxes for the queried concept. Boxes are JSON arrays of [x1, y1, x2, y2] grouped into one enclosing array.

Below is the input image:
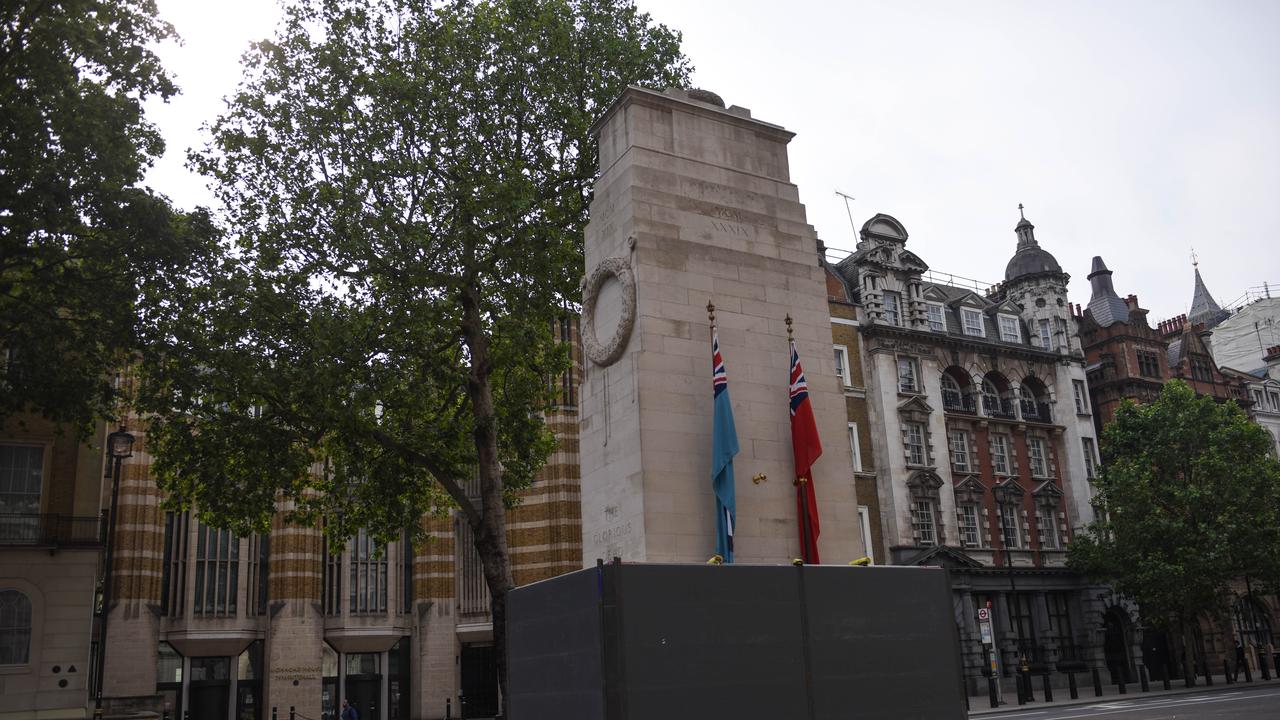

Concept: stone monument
[[579, 87, 864, 565]]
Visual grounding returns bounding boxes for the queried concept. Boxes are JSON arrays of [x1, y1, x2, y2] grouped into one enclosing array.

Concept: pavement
[[968, 676, 1280, 718]]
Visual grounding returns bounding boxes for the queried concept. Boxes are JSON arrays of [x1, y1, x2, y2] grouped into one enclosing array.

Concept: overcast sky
[[144, 0, 1279, 323]]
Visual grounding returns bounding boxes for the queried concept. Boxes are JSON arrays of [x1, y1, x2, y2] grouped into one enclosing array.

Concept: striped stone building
[[98, 321, 582, 720]]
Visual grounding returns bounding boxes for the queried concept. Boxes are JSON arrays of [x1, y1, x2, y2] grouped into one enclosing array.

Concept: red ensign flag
[[788, 339, 823, 563]]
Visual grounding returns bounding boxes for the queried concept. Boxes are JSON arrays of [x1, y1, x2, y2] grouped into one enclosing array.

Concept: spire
[[1086, 256, 1131, 328], [1189, 263, 1230, 329], [1015, 203, 1036, 249]]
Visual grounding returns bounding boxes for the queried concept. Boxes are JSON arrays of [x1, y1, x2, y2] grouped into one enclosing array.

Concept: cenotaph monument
[[579, 86, 864, 564]]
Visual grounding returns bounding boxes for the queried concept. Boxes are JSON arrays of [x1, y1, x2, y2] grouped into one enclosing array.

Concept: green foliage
[[1069, 380, 1280, 627], [0, 0, 214, 435], [138, 0, 689, 550]]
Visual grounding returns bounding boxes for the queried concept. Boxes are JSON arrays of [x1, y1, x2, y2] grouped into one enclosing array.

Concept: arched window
[[0, 589, 32, 665], [1234, 595, 1274, 650], [941, 368, 975, 413], [982, 373, 1015, 418], [1020, 376, 1052, 423]]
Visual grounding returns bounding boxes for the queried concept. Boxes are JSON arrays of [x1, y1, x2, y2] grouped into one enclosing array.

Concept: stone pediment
[[897, 394, 934, 416], [954, 475, 987, 502], [947, 291, 988, 310], [988, 299, 1021, 316], [903, 544, 984, 569], [899, 250, 929, 272], [922, 285, 950, 302], [1032, 480, 1064, 500]]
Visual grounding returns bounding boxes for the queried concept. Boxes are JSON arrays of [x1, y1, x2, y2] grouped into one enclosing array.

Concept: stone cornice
[[862, 322, 1077, 365]]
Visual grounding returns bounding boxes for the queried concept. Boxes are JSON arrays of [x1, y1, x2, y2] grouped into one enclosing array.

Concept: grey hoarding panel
[[507, 565, 605, 719]]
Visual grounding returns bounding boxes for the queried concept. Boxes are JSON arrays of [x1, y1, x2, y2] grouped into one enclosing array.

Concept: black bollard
[[1225, 659, 1234, 684], [1023, 669, 1036, 701], [1261, 650, 1271, 681], [1118, 672, 1127, 694], [1204, 663, 1213, 686], [445, 698, 452, 720], [271, 709, 276, 720], [1244, 657, 1253, 683], [184, 711, 190, 720], [1042, 673, 1053, 702], [1092, 667, 1103, 697], [289, 707, 295, 720], [1140, 664, 1150, 692], [1068, 671, 1079, 699], [988, 676, 1000, 708], [163, 709, 170, 720], [1016, 673, 1026, 706]]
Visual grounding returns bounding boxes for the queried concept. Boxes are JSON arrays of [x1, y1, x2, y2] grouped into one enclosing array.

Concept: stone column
[[579, 85, 864, 566]]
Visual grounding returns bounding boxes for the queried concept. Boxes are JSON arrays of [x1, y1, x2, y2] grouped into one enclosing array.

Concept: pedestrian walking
[[340, 699, 358, 720]]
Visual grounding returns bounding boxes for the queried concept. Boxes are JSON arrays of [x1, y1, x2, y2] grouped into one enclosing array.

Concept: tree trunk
[[460, 283, 515, 717], [1180, 616, 1197, 687]]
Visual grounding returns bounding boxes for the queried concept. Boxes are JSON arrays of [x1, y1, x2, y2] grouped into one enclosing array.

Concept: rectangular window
[[883, 291, 902, 327], [991, 435, 1010, 475], [897, 357, 919, 393], [1010, 593, 1035, 649], [1270, 391, 1280, 410], [350, 528, 388, 615], [1028, 437, 1048, 477], [0, 445, 43, 516], [857, 505, 875, 564], [911, 500, 936, 546], [927, 303, 945, 332], [1082, 437, 1097, 479], [833, 345, 850, 386], [958, 504, 980, 548], [998, 315, 1021, 343], [904, 423, 927, 466], [1038, 319, 1052, 350], [1000, 504, 1021, 549], [194, 524, 239, 616], [962, 309, 985, 337], [323, 538, 342, 616], [1046, 592, 1074, 645], [161, 511, 188, 617], [1137, 350, 1161, 378], [1037, 506, 1059, 549], [949, 430, 971, 472], [847, 422, 863, 473], [1072, 380, 1089, 414], [401, 530, 415, 614]]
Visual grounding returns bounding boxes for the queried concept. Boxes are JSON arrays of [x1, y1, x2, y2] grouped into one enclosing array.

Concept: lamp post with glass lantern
[[94, 427, 135, 719], [994, 482, 1029, 700]]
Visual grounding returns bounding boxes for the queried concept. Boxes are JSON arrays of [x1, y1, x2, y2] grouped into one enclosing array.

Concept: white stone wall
[[580, 88, 864, 565]]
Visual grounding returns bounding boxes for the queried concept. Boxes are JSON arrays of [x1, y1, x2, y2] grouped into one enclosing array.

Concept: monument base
[[508, 561, 966, 720]]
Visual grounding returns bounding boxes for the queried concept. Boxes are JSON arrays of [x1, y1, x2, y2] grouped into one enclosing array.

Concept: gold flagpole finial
[[707, 554, 724, 565], [785, 313, 794, 341], [707, 300, 717, 328]]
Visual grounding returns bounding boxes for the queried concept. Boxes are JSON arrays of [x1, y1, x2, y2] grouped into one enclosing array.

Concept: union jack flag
[[712, 335, 728, 398], [789, 342, 809, 415]]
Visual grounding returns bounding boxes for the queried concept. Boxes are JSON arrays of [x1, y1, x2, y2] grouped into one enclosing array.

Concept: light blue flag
[[711, 331, 740, 562]]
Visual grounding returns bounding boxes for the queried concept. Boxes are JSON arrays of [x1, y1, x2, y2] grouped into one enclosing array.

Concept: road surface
[[980, 685, 1280, 719]]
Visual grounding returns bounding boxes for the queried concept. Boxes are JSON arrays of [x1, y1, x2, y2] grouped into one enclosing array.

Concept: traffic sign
[[977, 607, 990, 621]]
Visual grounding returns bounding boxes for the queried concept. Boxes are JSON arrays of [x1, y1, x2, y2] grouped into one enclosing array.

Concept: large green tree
[[138, 0, 688, 706], [0, 0, 213, 435], [1069, 380, 1280, 679]]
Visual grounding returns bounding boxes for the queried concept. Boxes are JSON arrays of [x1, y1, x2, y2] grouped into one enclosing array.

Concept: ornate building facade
[[836, 212, 1107, 693]]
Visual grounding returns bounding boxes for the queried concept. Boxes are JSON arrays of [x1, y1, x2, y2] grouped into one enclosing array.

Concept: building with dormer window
[[833, 211, 1107, 694]]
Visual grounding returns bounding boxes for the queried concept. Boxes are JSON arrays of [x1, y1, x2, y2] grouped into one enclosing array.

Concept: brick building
[[94, 324, 582, 720], [834, 211, 1107, 694]]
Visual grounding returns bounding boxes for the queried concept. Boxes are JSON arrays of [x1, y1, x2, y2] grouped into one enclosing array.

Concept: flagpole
[[787, 314, 815, 564]]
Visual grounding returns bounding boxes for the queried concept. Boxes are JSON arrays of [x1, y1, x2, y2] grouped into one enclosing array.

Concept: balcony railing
[[0, 513, 104, 547], [1021, 402, 1054, 423], [983, 396, 1016, 419], [943, 392, 977, 414]]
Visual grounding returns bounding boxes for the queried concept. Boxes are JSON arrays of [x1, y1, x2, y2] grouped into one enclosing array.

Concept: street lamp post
[[995, 484, 1029, 701], [94, 427, 135, 720]]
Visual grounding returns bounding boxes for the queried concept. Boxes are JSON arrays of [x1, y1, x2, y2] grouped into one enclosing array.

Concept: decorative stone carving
[[581, 255, 636, 367]]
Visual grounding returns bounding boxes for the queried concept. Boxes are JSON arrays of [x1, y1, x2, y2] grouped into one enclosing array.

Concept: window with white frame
[[962, 308, 985, 337], [1028, 437, 1048, 477], [904, 423, 927, 466], [1038, 319, 1052, 350], [847, 422, 863, 473], [958, 504, 981, 548], [1082, 437, 1098, 479], [999, 503, 1021, 549], [927, 303, 945, 332], [991, 434, 1011, 475], [0, 589, 32, 665], [949, 430, 971, 472], [857, 505, 875, 563], [911, 499, 937, 546], [1270, 391, 1280, 410], [1037, 505, 1059, 549], [0, 445, 43, 516], [1073, 380, 1089, 414], [833, 345, 850, 386], [883, 291, 902, 326], [998, 315, 1021, 343], [897, 357, 919, 393]]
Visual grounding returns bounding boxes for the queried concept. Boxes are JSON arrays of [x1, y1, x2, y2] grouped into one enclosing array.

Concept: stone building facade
[[836, 212, 1107, 693], [95, 324, 582, 720], [0, 415, 106, 720]]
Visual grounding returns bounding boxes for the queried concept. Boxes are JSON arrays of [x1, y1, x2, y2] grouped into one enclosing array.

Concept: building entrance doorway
[[346, 653, 382, 720], [460, 643, 499, 718], [1142, 629, 1176, 680], [1103, 607, 1133, 684], [188, 657, 231, 720]]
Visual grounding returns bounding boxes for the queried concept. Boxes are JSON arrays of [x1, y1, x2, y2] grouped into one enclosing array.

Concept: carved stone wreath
[[581, 256, 637, 367]]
